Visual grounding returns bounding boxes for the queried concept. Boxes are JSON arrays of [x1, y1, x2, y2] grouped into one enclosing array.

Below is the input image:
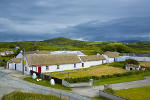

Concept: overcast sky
[[0, 0, 150, 42]]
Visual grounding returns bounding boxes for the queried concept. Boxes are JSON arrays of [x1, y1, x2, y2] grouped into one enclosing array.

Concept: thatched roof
[[104, 51, 119, 58], [80, 55, 106, 62], [126, 64, 139, 68], [8, 58, 22, 63], [26, 54, 81, 66], [36, 50, 50, 54]]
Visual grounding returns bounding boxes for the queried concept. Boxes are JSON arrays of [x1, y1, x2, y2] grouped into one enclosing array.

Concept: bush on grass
[[104, 88, 114, 94]]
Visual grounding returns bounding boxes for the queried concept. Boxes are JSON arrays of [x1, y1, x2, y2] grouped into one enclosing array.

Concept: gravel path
[[0, 68, 92, 100], [72, 76, 150, 97]]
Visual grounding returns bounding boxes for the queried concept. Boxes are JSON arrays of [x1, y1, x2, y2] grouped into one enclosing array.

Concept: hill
[[0, 37, 150, 55]]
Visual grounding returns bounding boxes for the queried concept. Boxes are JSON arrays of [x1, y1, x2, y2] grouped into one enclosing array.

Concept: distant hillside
[[44, 37, 87, 47], [0, 37, 150, 54], [44, 37, 78, 43]]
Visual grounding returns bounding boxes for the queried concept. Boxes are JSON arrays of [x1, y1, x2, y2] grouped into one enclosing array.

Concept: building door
[[38, 67, 41, 73], [82, 63, 84, 67], [15, 64, 16, 70]]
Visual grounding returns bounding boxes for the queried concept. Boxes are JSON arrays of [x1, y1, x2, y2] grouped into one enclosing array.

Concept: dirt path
[[72, 76, 150, 97], [0, 68, 92, 100]]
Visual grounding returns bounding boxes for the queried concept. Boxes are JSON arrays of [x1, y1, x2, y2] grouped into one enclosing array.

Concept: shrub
[[125, 59, 139, 65], [104, 88, 114, 94], [108, 62, 125, 68]]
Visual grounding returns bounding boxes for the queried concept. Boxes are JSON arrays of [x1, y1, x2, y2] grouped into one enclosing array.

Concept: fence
[[30, 70, 70, 87], [99, 90, 128, 100]]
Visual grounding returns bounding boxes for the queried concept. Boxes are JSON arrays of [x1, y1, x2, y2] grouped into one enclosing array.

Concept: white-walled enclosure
[[115, 56, 150, 62]]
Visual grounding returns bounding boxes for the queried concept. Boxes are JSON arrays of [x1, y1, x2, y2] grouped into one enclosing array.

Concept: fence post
[[59, 92, 62, 100]]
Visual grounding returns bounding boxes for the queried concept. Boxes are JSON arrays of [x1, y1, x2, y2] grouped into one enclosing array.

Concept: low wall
[[99, 90, 128, 100], [30, 70, 69, 87]]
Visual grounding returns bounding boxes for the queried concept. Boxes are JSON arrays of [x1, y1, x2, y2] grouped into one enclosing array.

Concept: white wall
[[7, 62, 22, 71], [103, 55, 115, 63], [16, 53, 23, 58], [84, 60, 103, 68], [115, 56, 150, 62]]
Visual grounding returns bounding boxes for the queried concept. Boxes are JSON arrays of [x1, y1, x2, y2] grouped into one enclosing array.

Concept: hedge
[[65, 69, 150, 83]]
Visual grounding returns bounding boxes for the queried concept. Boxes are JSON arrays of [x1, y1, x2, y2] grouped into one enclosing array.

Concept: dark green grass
[[2, 91, 68, 100]]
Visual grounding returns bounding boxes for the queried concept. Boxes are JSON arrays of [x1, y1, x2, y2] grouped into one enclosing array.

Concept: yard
[[2, 91, 69, 100], [114, 86, 150, 100], [47, 65, 128, 79]]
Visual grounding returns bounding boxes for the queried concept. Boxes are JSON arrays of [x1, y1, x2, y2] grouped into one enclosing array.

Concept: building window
[[57, 65, 59, 69], [74, 64, 76, 68], [82, 63, 84, 67], [46, 66, 49, 70]]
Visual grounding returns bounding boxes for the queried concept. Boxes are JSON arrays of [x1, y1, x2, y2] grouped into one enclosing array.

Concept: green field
[[24, 77, 71, 91], [93, 70, 150, 85], [114, 86, 150, 100], [2, 91, 68, 100]]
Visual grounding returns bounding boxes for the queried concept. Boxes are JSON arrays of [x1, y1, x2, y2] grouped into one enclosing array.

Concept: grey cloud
[[0, 0, 150, 42]]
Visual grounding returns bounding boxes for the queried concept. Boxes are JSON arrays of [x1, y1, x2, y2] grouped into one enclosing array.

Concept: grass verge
[[92, 97, 109, 100], [2, 91, 68, 100], [24, 77, 71, 91], [114, 86, 150, 100]]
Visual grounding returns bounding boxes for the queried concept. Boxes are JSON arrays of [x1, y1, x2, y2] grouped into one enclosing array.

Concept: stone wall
[[99, 90, 128, 100]]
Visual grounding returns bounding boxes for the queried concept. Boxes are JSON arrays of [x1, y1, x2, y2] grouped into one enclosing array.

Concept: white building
[[80, 55, 106, 67], [7, 58, 23, 71], [50, 51, 86, 56], [103, 51, 120, 63], [6, 51, 14, 55], [6, 51, 106, 74], [0, 52, 6, 56], [125, 64, 141, 70]]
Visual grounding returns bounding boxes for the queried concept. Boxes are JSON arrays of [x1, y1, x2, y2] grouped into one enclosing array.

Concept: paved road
[[0, 68, 92, 100], [72, 76, 150, 97]]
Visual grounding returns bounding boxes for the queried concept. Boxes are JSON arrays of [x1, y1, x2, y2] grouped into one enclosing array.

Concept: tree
[[125, 59, 139, 65]]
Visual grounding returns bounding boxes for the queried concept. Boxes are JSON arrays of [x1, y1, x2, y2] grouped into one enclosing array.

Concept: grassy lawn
[[24, 77, 71, 91], [2, 91, 68, 100], [94, 70, 150, 85], [47, 65, 128, 79], [114, 86, 150, 100]]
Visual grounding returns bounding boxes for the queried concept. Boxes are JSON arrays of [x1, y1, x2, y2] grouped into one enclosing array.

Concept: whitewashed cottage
[[6, 51, 107, 74], [103, 51, 120, 63]]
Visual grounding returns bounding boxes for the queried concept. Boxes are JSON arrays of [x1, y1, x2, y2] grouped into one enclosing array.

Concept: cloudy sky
[[0, 0, 150, 42]]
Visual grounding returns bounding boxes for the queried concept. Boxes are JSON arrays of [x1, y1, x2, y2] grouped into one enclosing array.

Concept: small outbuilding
[[125, 64, 141, 70], [80, 55, 106, 67], [103, 51, 120, 63], [7, 58, 23, 71]]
